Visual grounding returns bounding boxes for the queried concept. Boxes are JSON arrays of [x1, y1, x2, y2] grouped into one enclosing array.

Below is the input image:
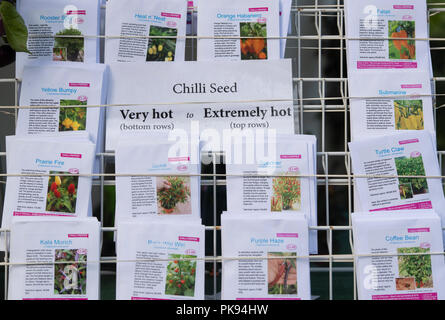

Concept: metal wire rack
[[0, 0, 444, 300]]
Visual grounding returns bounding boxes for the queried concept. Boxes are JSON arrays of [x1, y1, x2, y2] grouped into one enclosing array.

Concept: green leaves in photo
[[0, 1, 30, 53]]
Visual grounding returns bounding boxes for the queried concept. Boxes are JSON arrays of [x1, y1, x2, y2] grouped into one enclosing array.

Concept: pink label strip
[[408, 228, 430, 233], [357, 61, 418, 69], [280, 155, 302, 159], [399, 139, 419, 145], [168, 156, 190, 162], [401, 84, 422, 89], [249, 7, 268, 12], [69, 83, 90, 87], [131, 297, 170, 300], [393, 5, 414, 10], [237, 298, 301, 300], [372, 293, 437, 300], [370, 201, 433, 212], [161, 12, 181, 18], [68, 234, 89, 238], [179, 236, 200, 242], [66, 10, 86, 15], [61, 153, 82, 158], [277, 233, 299, 238]]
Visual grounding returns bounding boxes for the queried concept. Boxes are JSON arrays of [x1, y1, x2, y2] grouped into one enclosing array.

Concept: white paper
[[116, 219, 205, 300], [8, 217, 100, 300], [197, 0, 280, 61], [16, 63, 107, 146], [225, 134, 318, 253], [105, 0, 187, 64], [221, 213, 311, 300], [349, 71, 435, 142], [279, 0, 292, 58], [115, 137, 200, 224], [106, 59, 295, 151], [352, 210, 445, 300], [345, 0, 431, 75], [348, 131, 445, 221], [16, 0, 100, 79], [2, 136, 95, 237]]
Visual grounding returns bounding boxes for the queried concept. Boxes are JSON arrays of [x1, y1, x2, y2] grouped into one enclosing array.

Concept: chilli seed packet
[[105, 0, 187, 64], [114, 136, 200, 225], [344, 0, 432, 77], [116, 218, 205, 300], [221, 213, 311, 300], [1, 135, 95, 250], [348, 131, 445, 225], [224, 134, 318, 254], [352, 210, 445, 300], [8, 217, 100, 300], [348, 70, 435, 143], [16, 0, 101, 79], [197, 0, 280, 61]]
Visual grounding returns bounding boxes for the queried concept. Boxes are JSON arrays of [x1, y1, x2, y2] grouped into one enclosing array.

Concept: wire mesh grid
[[0, 0, 444, 300]]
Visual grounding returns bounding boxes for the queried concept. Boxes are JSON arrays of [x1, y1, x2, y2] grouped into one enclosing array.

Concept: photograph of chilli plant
[[54, 28, 85, 62], [272, 172, 301, 211], [59, 99, 87, 132], [54, 249, 87, 295], [397, 247, 433, 289], [268, 252, 297, 295], [388, 20, 416, 60], [165, 254, 196, 297], [53, 47, 67, 61], [394, 100, 424, 130], [157, 176, 191, 214], [46, 171, 79, 214], [146, 26, 178, 62], [395, 153, 429, 197], [398, 183, 414, 200], [240, 22, 267, 60]]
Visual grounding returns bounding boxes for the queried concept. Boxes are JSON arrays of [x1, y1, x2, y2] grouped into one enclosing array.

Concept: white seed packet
[[352, 210, 445, 300], [116, 218, 205, 300], [224, 134, 318, 254], [186, 1, 198, 36], [1, 135, 95, 246], [221, 213, 311, 300], [105, 0, 187, 64], [344, 0, 432, 75], [348, 131, 445, 222], [197, 0, 280, 61], [115, 136, 200, 225], [106, 59, 295, 151], [279, 0, 292, 59], [16, 63, 108, 167], [16, 0, 101, 79], [348, 70, 435, 142], [8, 217, 100, 300]]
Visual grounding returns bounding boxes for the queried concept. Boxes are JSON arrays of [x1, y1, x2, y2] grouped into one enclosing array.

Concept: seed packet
[[197, 0, 280, 61], [279, 0, 292, 58], [16, 0, 101, 79], [116, 218, 205, 300], [352, 210, 445, 300], [224, 134, 318, 254], [344, 0, 432, 75], [1, 135, 95, 243], [348, 131, 445, 221], [106, 59, 295, 151], [105, 0, 187, 64], [16, 63, 108, 170], [221, 213, 311, 300], [348, 70, 435, 142], [114, 137, 200, 224], [186, 1, 198, 36], [8, 217, 100, 300]]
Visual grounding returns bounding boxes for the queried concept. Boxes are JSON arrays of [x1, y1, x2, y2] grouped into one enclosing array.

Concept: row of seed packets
[[345, 0, 445, 300], [16, 0, 293, 79]]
